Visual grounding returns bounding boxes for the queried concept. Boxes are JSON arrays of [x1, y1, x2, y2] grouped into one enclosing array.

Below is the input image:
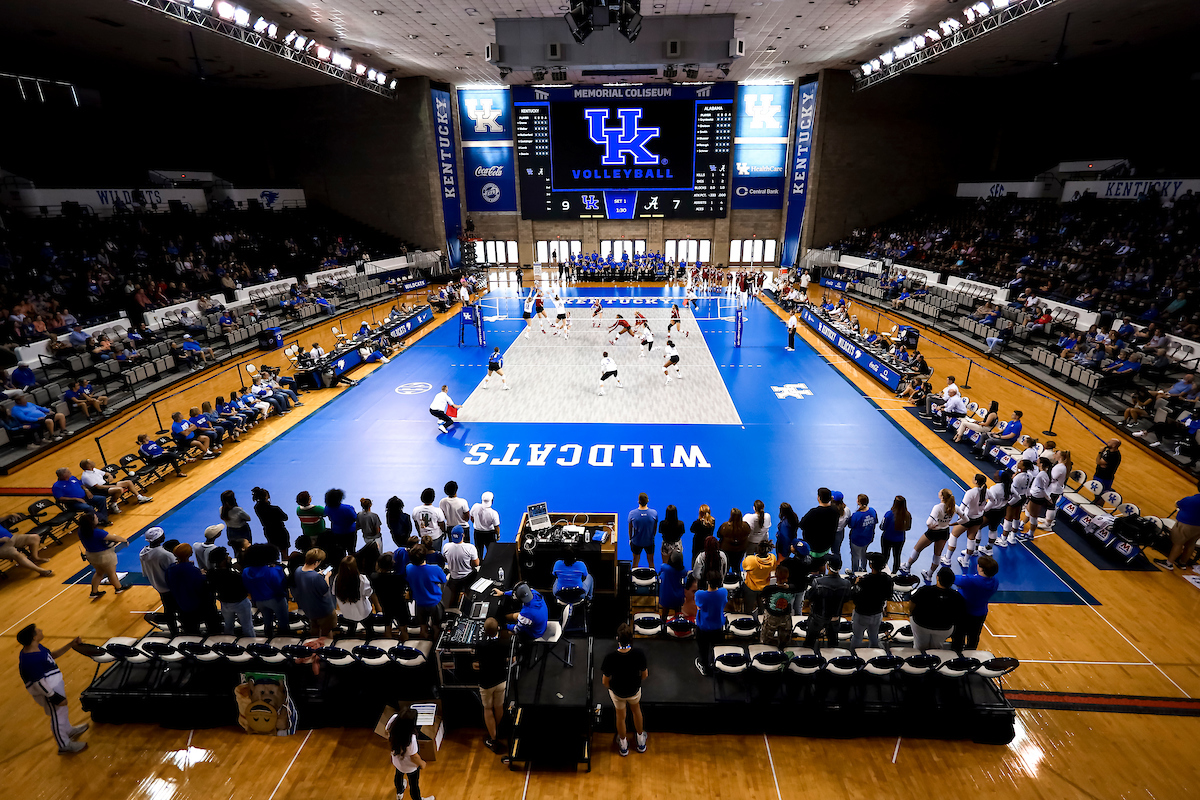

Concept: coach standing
[[1094, 439, 1122, 493], [786, 310, 797, 352]]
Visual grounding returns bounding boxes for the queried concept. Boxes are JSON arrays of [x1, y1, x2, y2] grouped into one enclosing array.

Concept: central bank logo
[[584, 108, 660, 166], [743, 93, 782, 129], [464, 98, 503, 132], [481, 182, 501, 203]]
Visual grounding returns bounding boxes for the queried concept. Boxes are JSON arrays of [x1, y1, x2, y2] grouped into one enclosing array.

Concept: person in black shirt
[[600, 623, 648, 756], [909, 566, 966, 652], [473, 618, 511, 753], [799, 487, 840, 559], [1094, 439, 1122, 493], [206, 547, 253, 637], [804, 555, 851, 652], [689, 505, 716, 565], [252, 487, 291, 558], [370, 553, 410, 641], [849, 552, 893, 652], [658, 504, 685, 564]]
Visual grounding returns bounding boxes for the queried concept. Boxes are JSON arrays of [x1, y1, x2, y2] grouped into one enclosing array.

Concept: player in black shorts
[[482, 347, 509, 390], [598, 352, 623, 395], [607, 315, 636, 344], [662, 340, 681, 384], [667, 303, 685, 337], [591, 298, 604, 327]]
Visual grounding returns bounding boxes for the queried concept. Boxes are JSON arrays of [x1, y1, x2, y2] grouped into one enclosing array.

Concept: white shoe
[[598, 389, 605, 396], [503, 385, 510, 390], [1005, 534, 1018, 545], [993, 537, 1009, 548], [957, 554, 971, 569], [138, 495, 153, 503], [920, 569, 933, 583], [525, 332, 530, 339], [665, 376, 672, 384], [438, 424, 448, 433]]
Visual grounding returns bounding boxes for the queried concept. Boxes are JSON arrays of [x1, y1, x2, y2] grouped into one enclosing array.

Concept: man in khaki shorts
[[601, 623, 648, 756], [1155, 485, 1200, 571], [474, 618, 510, 754]]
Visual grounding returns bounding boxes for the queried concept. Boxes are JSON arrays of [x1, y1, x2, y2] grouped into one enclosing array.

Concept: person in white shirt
[[662, 340, 681, 384], [412, 487, 447, 549], [939, 390, 969, 431], [469, 491, 501, 557], [79, 458, 151, 510], [800, 270, 810, 291], [439, 481, 470, 530], [459, 283, 471, 306], [522, 291, 537, 339], [429, 384, 456, 433], [309, 342, 326, 361], [639, 327, 654, 358], [921, 377, 959, 419], [786, 312, 797, 351], [1019, 436, 1040, 466], [744, 500, 772, 548], [551, 293, 568, 336], [598, 351, 623, 395], [1040, 450, 1071, 530], [943, 474, 988, 568], [442, 525, 480, 608], [899, 488, 960, 583]]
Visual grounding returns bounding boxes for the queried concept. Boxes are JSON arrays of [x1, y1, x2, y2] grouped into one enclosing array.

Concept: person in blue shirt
[[1155, 485, 1200, 571], [241, 547, 289, 637], [406, 547, 446, 640], [499, 582, 548, 641], [188, 406, 230, 446], [63, 379, 107, 420], [52, 467, 110, 524], [1115, 317, 1136, 341], [166, 543, 218, 633], [846, 495, 878, 574], [693, 574, 727, 677], [17, 623, 90, 753], [136, 432, 188, 477], [11, 394, 70, 442], [775, 502, 801, 558], [627, 492, 658, 569], [482, 346, 508, 390], [974, 409, 1023, 457], [324, 488, 359, 561], [950, 554, 999, 653], [551, 548, 594, 601], [218, 313, 237, 333], [980, 310, 999, 326], [656, 550, 688, 623], [170, 411, 218, 458], [178, 335, 214, 371], [76, 512, 127, 599], [10, 362, 37, 389], [879, 496, 913, 573], [67, 325, 89, 349]]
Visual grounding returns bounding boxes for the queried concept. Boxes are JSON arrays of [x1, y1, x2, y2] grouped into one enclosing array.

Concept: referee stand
[[459, 303, 485, 347]]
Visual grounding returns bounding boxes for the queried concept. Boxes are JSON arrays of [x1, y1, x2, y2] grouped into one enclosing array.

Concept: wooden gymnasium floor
[[1, 274, 1199, 799]]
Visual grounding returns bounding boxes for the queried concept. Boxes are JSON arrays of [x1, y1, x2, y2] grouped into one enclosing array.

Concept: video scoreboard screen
[[511, 83, 735, 220]]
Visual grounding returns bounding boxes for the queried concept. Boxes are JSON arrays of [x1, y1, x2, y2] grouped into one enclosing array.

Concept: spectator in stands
[[370, 552, 410, 641], [850, 552, 893, 652], [920, 377, 959, 419], [52, 467, 110, 524], [628, 492, 658, 568], [693, 574, 727, 676], [493, 581, 548, 645], [179, 335, 214, 371], [324, 488, 358, 559], [969, 302, 997, 322], [847, 495, 879, 574], [207, 547, 254, 637], [909, 566, 964, 652], [170, 410, 218, 459], [409, 546, 447, 640], [67, 324, 88, 349], [1122, 388, 1157, 426], [138, 527, 176, 632], [657, 503, 684, 563], [136, 433, 188, 477], [656, 550, 688, 624], [63, 379, 108, 420], [951, 555, 999, 653], [293, 548, 336, 638], [804, 555, 851, 653], [12, 394, 71, 442], [602, 623, 649, 756], [439, 481, 470, 532], [689, 503, 716, 559], [188, 405, 231, 446], [167, 543, 217, 632], [10, 362, 37, 389], [220, 490, 253, 546], [386, 496, 413, 550], [1094, 439, 1122, 492], [986, 320, 1015, 354], [296, 491, 326, 549], [252, 487, 291, 556], [193, 524, 224, 571], [331, 555, 375, 634], [250, 376, 292, 415], [444, 525, 481, 608], [954, 400, 999, 444], [79, 458, 152, 510], [741, 540, 776, 614], [974, 409, 1023, 457], [242, 544, 289, 637], [0, 514, 53, 577], [75, 513, 127, 599], [799, 487, 840, 561], [357, 497, 382, 552]]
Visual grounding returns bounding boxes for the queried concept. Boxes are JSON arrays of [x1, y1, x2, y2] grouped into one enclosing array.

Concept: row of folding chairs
[[1028, 348, 1105, 391], [710, 644, 1019, 682], [89, 633, 434, 671]]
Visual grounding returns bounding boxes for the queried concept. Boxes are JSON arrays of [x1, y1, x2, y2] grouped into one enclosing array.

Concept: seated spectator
[[1122, 388, 1156, 426], [136, 432, 188, 477], [551, 547, 594, 601], [492, 582, 548, 642], [79, 458, 152, 510], [189, 405, 231, 446], [10, 362, 38, 389], [52, 467, 109, 524], [0, 514, 54, 577], [179, 335, 215, 371], [170, 410, 218, 459]]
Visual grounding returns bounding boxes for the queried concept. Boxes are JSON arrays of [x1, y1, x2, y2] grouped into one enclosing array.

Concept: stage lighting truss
[[855, 0, 1057, 91], [128, 0, 395, 98]]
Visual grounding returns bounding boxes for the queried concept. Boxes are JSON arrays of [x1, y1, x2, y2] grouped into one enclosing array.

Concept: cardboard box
[[374, 701, 444, 762]]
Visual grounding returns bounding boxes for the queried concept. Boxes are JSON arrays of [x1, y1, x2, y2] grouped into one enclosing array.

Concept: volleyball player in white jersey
[[639, 326, 654, 358], [997, 459, 1034, 547], [550, 293, 568, 335], [685, 285, 698, 312], [1020, 457, 1054, 541], [598, 351, 623, 395], [591, 298, 604, 327], [522, 290, 536, 339], [662, 339, 681, 384], [942, 474, 988, 568], [974, 469, 1013, 558], [899, 488, 960, 583], [1040, 450, 1071, 530]]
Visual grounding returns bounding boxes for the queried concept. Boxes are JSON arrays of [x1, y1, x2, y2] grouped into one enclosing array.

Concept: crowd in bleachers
[[836, 191, 1200, 337]]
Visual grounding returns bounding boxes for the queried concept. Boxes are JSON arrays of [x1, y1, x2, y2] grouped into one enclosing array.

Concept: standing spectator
[[358, 498, 383, 552], [799, 488, 839, 561], [694, 574, 727, 676], [370, 553, 410, 640], [242, 546, 289, 637], [324, 488, 358, 560], [469, 491, 501, 558], [296, 491, 326, 550], [692, 535, 728, 581], [251, 488, 291, 557], [138, 527, 177, 633], [846, 494, 879, 574], [193, 524, 225, 571], [717, 507, 752, 569], [412, 488, 447, 550], [744, 499, 772, 551], [1156, 482, 1200, 571], [439, 481, 470, 532], [17, 624, 90, 754], [951, 555, 1000, 653], [601, 623, 649, 756], [785, 310, 797, 351], [166, 543, 217, 632], [52, 467, 109, 525], [849, 553, 893, 652], [740, 540, 777, 614], [879, 496, 912, 574], [474, 618, 509, 753], [775, 502, 800, 558], [656, 550, 688, 623], [207, 547, 254, 637], [909, 566, 966, 652], [658, 504, 684, 563], [689, 504, 716, 559], [76, 513, 126, 599], [761, 566, 798, 647], [292, 548, 336, 638], [443, 526, 481, 608], [407, 547, 447, 640], [831, 491, 850, 556], [1094, 439, 1122, 493], [628, 492, 658, 568], [386, 496, 414, 550], [220, 490, 253, 547], [387, 710, 433, 800], [331, 555, 376, 634], [803, 555, 851, 653]]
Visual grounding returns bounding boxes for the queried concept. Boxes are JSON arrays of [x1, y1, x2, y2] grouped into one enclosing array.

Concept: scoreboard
[[512, 83, 735, 220]]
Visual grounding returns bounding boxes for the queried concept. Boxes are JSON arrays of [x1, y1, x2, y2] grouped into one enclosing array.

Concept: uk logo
[[584, 108, 661, 166], [771, 383, 814, 400], [464, 98, 503, 132], [743, 93, 782, 129], [736, 162, 750, 176]]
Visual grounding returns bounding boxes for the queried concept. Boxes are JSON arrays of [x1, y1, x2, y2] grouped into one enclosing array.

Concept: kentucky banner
[[780, 80, 818, 268], [431, 85, 462, 267], [457, 87, 518, 213], [732, 83, 792, 210]]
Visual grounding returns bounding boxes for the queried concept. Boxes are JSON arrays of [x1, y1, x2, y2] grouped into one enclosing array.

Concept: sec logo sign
[[395, 382, 434, 395], [481, 183, 501, 204]]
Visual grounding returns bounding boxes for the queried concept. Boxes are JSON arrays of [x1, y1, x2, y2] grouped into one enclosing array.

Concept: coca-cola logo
[[474, 165, 504, 177]]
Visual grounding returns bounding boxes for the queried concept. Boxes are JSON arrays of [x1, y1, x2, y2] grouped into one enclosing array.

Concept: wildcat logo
[[259, 190, 280, 207], [464, 98, 503, 132], [771, 383, 814, 400], [584, 108, 660, 166], [736, 162, 750, 176], [743, 93, 782, 129]]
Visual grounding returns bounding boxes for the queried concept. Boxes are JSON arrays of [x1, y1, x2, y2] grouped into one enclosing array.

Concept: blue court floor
[[100, 284, 1095, 605]]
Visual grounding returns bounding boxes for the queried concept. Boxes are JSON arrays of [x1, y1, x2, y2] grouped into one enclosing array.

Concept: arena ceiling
[[2, 0, 1197, 91]]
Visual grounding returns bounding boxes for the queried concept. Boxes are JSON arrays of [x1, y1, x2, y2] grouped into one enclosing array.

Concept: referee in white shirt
[[786, 311, 798, 351], [430, 385, 456, 433]]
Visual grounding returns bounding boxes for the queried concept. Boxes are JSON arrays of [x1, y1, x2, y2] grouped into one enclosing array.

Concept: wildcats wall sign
[[457, 87, 518, 213]]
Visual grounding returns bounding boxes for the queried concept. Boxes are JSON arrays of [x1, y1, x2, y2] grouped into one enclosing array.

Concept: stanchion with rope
[[1043, 399, 1060, 437], [961, 360, 973, 391], [152, 400, 167, 435]]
